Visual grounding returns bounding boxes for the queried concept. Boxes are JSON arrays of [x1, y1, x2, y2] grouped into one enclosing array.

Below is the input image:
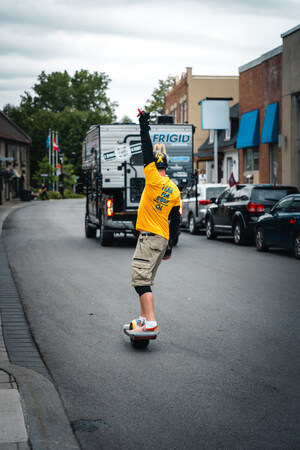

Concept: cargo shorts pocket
[[149, 235, 167, 252], [132, 258, 151, 285]]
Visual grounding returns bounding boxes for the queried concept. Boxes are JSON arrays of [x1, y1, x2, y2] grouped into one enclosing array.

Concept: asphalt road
[[3, 199, 300, 449]]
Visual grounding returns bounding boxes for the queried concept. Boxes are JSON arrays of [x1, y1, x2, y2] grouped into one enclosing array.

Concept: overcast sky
[[0, 0, 299, 121]]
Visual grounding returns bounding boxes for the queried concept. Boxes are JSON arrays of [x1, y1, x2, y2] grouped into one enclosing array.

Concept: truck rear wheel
[[85, 214, 97, 238], [100, 225, 114, 246]]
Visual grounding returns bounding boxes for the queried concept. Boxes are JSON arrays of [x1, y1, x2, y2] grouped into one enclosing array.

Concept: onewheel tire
[[131, 339, 149, 349]]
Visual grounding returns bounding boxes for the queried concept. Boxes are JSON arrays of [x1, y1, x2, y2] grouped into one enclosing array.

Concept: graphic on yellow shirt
[[136, 162, 181, 240]]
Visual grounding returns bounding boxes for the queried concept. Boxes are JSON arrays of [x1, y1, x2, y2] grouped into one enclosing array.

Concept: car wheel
[[85, 214, 96, 238], [206, 217, 217, 240], [294, 232, 300, 260], [100, 225, 114, 246], [188, 214, 197, 235], [233, 221, 246, 245], [255, 227, 268, 252]]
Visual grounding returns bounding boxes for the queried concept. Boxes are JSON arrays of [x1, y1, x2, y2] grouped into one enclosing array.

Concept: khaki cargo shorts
[[132, 234, 168, 287]]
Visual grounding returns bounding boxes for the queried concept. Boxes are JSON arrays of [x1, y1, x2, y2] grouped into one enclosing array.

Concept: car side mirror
[[210, 197, 217, 204]]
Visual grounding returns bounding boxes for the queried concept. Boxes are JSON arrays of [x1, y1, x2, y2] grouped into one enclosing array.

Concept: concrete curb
[[0, 364, 79, 450], [0, 202, 80, 449]]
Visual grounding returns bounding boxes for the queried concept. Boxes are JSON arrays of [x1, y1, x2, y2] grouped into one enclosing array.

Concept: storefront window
[[11, 144, 17, 162], [244, 147, 259, 171], [270, 143, 278, 184]]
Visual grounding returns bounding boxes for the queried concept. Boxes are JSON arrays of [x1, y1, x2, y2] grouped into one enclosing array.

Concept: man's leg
[[139, 291, 156, 322]]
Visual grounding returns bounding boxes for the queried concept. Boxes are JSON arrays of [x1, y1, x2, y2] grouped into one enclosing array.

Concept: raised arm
[[138, 110, 154, 167]]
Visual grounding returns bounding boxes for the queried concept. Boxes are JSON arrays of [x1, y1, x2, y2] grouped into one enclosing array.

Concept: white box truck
[[82, 118, 194, 246]]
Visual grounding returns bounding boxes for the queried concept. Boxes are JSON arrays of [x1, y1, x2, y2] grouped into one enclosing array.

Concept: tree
[[3, 70, 117, 186], [32, 156, 56, 187], [121, 115, 133, 123], [144, 75, 176, 115]]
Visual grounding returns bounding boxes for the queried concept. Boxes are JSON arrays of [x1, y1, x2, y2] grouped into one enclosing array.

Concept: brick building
[[0, 111, 31, 205], [236, 47, 282, 185], [164, 67, 239, 172], [281, 25, 300, 189]]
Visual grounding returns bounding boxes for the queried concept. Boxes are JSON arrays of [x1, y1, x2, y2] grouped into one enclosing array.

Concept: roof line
[[0, 110, 32, 143]]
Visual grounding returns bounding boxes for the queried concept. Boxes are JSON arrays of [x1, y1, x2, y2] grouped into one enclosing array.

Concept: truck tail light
[[246, 202, 264, 213], [198, 199, 210, 205], [106, 198, 113, 217]]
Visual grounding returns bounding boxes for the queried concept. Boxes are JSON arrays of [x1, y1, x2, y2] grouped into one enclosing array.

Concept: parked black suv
[[205, 184, 299, 245]]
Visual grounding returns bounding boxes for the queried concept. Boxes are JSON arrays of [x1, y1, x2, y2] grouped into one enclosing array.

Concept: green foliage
[[120, 115, 133, 123], [32, 156, 56, 186], [32, 155, 76, 192], [36, 189, 84, 200], [144, 75, 176, 115], [60, 157, 77, 190], [3, 70, 117, 186]]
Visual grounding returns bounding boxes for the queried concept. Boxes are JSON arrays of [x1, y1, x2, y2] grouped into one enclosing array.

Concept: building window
[[224, 122, 231, 141], [11, 144, 17, 162], [20, 146, 25, 165], [173, 108, 177, 123], [208, 130, 214, 144], [180, 101, 187, 123], [270, 143, 278, 184], [244, 147, 259, 171]]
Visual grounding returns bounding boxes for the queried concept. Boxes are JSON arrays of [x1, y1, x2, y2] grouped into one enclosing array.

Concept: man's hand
[[163, 242, 173, 260], [138, 109, 150, 126], [163, 245, 172, 260]]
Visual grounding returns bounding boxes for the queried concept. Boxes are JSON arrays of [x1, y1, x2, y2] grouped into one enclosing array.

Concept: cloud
[[0, 0, 298, 120]]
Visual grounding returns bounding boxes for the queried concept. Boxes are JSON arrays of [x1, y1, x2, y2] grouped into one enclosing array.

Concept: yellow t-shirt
[[136, 162, 181, 240]]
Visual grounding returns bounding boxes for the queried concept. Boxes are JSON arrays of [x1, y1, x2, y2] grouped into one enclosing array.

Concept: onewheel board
[[123, 324, 158, 349]]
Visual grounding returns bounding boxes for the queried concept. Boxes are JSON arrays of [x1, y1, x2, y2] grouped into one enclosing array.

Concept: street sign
[[0, 157, 14, 161], [40, 173, 49, 177]]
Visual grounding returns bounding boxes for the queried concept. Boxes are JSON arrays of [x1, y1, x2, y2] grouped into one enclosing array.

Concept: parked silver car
[[181, 183, 228, 234]]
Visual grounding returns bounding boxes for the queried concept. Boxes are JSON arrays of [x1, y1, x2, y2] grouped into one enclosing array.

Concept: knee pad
[[134, 286, 152, 296]]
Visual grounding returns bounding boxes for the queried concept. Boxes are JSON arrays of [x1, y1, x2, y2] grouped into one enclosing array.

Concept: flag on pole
[[46, 134, 50, 149], [228, 172, 237, 187], [53, 135, 59, 151], [56, 133, 61, 152]]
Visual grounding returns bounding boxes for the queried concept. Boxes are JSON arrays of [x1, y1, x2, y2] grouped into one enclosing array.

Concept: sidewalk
[[0, 202, 80, 449]]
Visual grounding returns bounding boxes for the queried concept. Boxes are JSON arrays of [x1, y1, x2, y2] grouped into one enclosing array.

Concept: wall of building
[[165, 67, 239, 169], [281, 25, 300, 190], [238, 47, 282, 184], [0, 140, 30, 204]]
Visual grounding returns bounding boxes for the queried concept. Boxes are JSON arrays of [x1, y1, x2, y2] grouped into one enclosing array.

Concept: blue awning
[[261, 102, 279, 144], [236, 109, 259, 149]]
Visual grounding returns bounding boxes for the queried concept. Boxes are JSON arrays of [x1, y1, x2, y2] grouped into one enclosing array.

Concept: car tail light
[[179, 199, 183, 215], [106, 198, 113, 217], [246, 202, 264, 213], [198, 199, 210, 205]]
